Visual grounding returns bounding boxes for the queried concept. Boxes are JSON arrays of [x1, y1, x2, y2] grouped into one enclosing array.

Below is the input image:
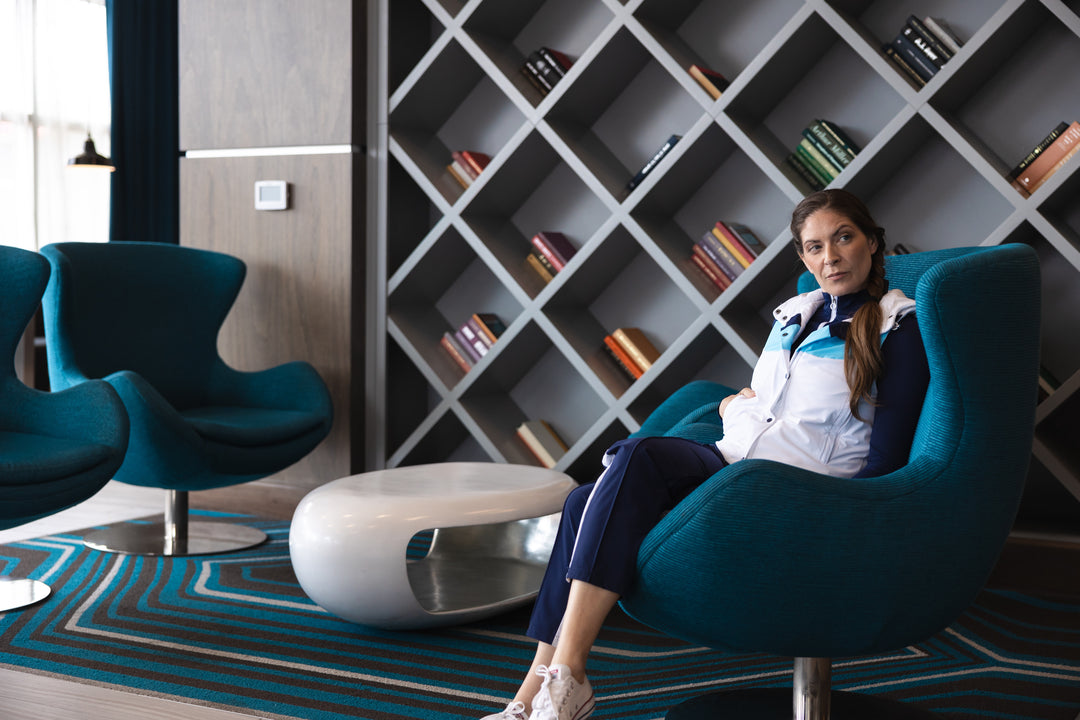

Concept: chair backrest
[[0, 246, 50, 383], [41, 242, 246, 407]]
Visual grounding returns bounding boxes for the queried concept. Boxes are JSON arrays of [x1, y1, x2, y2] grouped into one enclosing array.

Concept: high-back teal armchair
[[41, 242, 333, 557], [620, 244, 1041, 719], [0, 246, 128, 611]]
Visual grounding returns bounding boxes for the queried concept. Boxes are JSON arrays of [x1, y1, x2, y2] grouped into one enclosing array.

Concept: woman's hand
[[719, 387, 756, 418]]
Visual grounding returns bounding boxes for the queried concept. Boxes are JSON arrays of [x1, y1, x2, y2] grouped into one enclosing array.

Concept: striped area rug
[[1, 518, 1079, 720]]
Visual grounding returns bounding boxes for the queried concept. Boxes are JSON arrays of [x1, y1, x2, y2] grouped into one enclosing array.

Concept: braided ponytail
[[790, 190, 889, 420]]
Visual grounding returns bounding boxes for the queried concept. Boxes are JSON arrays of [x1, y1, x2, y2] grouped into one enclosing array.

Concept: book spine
[[440, 333, 473, 373], [537, 47, 571, 75], [802, 129, 846, 172], [724, 221, 766, 256], [798, 138, 840, 179], [699, 231, 742, 279], [526, 252, 554, 283], [447, 163, 471, 189], [923, 16, 962, 54], [907, 15, 952, 60], [892, 33, 938, 82], [627, 135, 680, 190], [451, 151, 479, 179], [613, 328, 659, 371], [690, 247, 730, 290], [603, 335, 643, 380], [713, 222, 757, 265], [460, 151, 490, 176], [1009, 122, 1068, 180], [688, 65, 725, 99], [794, 142, 835, 187], [455, 326, 484, 362], [472, 312, 506, 343], [806, 123, 854, 167], [465, 317, 494, 348], [786, 154, 825, 191], [520, 60, 551, 94], [516, 424, 557, 468], [535, 231, 576, 265], [902, 22, 945, 68], [530, 234, 565, 271], [884, 46, 927, 88], [710, 226, 752, 269], [818, 119, 861, 155], [1026, 140, 1080, 195], [1014, 122, 1080, 192]]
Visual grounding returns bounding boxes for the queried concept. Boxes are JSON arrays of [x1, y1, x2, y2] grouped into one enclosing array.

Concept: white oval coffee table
[[288, 462, 576, 629]]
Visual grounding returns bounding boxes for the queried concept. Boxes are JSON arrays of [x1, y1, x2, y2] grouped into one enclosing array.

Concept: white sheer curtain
[[0, 0, 110, 252]]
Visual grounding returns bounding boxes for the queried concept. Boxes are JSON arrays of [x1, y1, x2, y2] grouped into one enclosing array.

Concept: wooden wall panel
[[179, 0, 359, 149], [179, 153, 360, 493]]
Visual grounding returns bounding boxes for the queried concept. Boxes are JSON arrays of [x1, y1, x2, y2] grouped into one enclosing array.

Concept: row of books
[[785, 119, 861, 191], [690, 221, 766, 292], [439, 312, 507, 374], [521, 47, 573, 97], [603, 327, 660, 381], [884, 15, 963, 88], [1009, 121, 1080, 197], [525, 230, 577, 284], [516, 419, 569, 468], [447, 150, 491, 190]]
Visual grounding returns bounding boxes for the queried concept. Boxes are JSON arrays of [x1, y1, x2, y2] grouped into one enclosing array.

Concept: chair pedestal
[[83, 490, 266, 556], [666, 658, 941, 720], [0, 578, 51, 612]]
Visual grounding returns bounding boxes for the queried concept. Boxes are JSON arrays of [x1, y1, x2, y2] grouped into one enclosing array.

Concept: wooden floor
[[1, 482, 1078, 720]]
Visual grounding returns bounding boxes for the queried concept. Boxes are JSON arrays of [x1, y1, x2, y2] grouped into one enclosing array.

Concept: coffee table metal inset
[[289, 462, 577, 629]]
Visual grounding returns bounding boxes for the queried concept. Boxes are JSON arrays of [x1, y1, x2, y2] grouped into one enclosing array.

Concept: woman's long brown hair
[[790, 189, 888, 420]]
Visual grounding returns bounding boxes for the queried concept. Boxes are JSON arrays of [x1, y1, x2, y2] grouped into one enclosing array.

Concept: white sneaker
[[529, 664, 595, 720], [480, 700, 528, 720]]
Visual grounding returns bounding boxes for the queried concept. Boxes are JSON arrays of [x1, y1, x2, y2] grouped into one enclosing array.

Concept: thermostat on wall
[[254, 180, 290, 210]]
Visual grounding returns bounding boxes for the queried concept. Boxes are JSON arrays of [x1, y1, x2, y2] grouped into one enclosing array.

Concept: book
[[627, 134, 681, 190], [901, 21, 946, 69], [885, 46, 927, 88], [794, 142, 835, 186], [603, 335, 643, 380], [1027, 139, 1080, 195], [447, 161, 472, 189], [516, 419, 568, 468], [454, 150, 490, 178], [712, 223, 755, 268], [797, 137, 840, 180], [440, 332, 473, 373], [890, 32, 938, 82], [1009, 122, 1069, 180], [1012, 121, 1080, 195], [455, 325, 486, 361], [688, 64, 728, 100], [471, 312, 506, 345], [723, 221, 766, 258], [612, 327, 660, 373], [534, 231, 576, 266], [525, 252, 555, 283], [690, 245, 731, 291], [528, 50, 566, 90], [923, 16, 963, 54], [699, 230, 743, 280], [786, 153, 825, 190], [801, 129, 846, 173], [817, 119, 861, 157], [538, 47, 573, 74], [530, 234, 565, 272], [806, 121, 856, 167], [521, 58, 553, 95], [906, 16, 953, 62]]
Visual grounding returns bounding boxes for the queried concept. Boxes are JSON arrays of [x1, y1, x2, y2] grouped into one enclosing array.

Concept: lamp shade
[[68, 133, 115, 171]]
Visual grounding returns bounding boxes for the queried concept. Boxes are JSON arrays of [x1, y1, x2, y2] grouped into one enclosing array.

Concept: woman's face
[[797, 207, 878, 296]]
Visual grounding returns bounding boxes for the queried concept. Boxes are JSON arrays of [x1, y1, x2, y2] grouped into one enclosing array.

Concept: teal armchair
[[620, 245, 1041, 719], [41, 242, 333, 556], [0, 245, 128, 611]]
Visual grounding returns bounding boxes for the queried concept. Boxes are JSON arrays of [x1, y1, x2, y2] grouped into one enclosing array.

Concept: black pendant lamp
[[68, 132, 115, 171]]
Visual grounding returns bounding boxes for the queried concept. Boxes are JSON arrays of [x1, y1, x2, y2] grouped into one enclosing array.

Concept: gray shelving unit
[[366, 0, 1080, 526]]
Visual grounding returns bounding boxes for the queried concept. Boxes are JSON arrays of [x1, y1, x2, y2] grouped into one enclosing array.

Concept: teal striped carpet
[[1, 518, 1078, 719]]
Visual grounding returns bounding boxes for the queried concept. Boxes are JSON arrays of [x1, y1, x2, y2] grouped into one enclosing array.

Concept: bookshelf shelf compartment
[[932, 2, 1080, 178], [462, 131, 608, 299], [545, 27, 705, 200], [1039, 170, 1080, 252], [460, 322, 606, 468], [389, 0, 446, 97], [633, 0, 803, 87]]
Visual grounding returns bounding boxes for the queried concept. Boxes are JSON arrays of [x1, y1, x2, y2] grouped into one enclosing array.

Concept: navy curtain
[[106, 0, 179, 244]]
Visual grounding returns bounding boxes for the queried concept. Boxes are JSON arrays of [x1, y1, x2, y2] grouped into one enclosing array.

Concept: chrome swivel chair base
[[666, 658, 940, 720], [0, 578, 51, 612], [82, 489, 267, 556]]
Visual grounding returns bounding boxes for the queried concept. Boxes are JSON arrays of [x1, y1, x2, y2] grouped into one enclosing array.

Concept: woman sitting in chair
[[479, 189, 931, 720]]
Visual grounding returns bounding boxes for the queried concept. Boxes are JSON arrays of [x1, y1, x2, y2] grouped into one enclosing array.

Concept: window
[[0, 0, 110, 252]]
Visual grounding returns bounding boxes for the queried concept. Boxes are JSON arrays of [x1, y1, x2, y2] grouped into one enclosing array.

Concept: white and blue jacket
[[716, 288, 917, 478]]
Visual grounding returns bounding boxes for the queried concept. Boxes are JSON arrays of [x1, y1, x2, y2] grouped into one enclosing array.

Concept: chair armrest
[[631, 380, 735, 438], [2, 377, 128, 449]]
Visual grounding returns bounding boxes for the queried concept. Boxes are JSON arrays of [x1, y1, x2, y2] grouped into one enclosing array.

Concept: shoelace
[[533, 665, 570, 714], [502, 700, 526, 719]]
